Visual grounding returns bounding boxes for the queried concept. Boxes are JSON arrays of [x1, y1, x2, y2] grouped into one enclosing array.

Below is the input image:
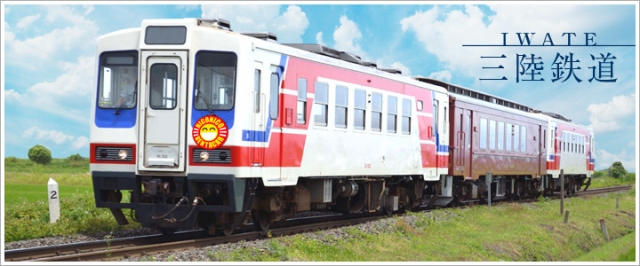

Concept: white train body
[[90, 18, 448, 231]]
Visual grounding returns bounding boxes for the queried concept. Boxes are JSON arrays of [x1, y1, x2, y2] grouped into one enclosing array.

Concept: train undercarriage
[[97, 173, 590, 235]]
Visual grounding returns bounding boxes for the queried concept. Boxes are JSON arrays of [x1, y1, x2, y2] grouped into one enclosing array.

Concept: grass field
[[3, 157, 637, 261]]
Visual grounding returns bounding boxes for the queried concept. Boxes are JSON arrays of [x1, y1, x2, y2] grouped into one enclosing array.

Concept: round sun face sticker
[[192, 115, 229, 149]]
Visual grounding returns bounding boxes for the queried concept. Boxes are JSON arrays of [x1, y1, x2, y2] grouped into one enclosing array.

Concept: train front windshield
[[193, 51, 237, 111], [97, 52, 139, 109]]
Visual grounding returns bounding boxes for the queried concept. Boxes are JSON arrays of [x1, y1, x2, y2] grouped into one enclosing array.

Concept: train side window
[[354, 89, 366, 130], [254, 69, 260, 113], [269, 72, 279, 120], [371, 93, 382, 131], [479, 118, 487, 149], [431, 100, 438, 137], [314, 81, 328, 126], [335, 85, 348, 128], [520, 126, 527, 152], [388, 96, 398, 133], [489, 119, 496, 150], [513, 124, 520, 153], [506, 123, 513, 151], [497, 121, 504, 150], [465, 114, 471, 148], [297, 78, 307, 124], [401, 98, 411, 134], [443, 106, 447, 134]]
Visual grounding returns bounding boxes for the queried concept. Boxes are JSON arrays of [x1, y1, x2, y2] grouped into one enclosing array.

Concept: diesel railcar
[[90, 18, 593, 235]]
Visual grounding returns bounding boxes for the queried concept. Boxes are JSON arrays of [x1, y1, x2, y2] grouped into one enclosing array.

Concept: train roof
[[414, 77, 579, 123], [133, 18, 450, 95]]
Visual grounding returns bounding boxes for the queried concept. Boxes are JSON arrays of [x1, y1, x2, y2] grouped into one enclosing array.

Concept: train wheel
[[251, 210, 270, 232]]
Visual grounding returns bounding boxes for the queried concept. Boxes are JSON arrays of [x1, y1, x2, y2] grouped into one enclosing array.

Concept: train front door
[[137, 51, 188, 172]]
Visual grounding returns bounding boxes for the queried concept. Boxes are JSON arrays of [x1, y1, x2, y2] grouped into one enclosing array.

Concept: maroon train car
[[418, 79, 548, 202]]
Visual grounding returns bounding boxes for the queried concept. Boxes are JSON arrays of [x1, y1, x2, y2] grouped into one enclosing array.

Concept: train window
[[520, 126, 527, 152], [335, 85, 348, 128], [269, 72, 279, 120], [254, 69, 261, 113], [497, 121, 504, 150], [371, 93, 382, 131], [513, 125, 520, 153], [417, 100, 423, 111], [194, 52, 237, 111], [401, 99, 411, 134], [354, 89, 366, 130], [145, 26, 186, 44], [388, 96, 398, 133], [149, 63, 178, 110], [98, 52, 138, 109], [314, 81, 328, 126], [489, 120, 496, 150], [443, 107, 447, 134], [297, 78, 307, 124], [506, 123, 513, 151], [431, 100, 438, 137], [479, 118, 487, 149], [465, 114, 471, 148]]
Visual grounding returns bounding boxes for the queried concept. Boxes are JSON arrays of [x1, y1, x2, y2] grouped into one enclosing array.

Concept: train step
[[433, 196, 454, 207]]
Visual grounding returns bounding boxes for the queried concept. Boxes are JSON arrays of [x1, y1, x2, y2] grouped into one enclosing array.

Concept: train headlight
[[199, 151, 210, 161], [118, 149, 128, 159], [99, 149, 108, 158]]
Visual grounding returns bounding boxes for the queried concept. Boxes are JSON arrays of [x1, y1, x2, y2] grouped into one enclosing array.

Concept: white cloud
[[201, 4, 309, 43], [399, 5, 629, 81], [316, 32, 325, 46], [16, 14, 40, 29], [428, 70, 453, 82], [587, 94, 635, 133], [83, 5, 94, 15], [596, 149, 635, 172], [333, 15, 366, 59], [72, 136, 89, 149], [8, 56, 95, 124], [23, 126, 75, 145], [5, 6, 98, 70], [4, 89, 27, 104]]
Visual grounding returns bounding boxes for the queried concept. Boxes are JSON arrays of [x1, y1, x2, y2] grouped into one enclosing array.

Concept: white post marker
[[48, 178, 60, 223]]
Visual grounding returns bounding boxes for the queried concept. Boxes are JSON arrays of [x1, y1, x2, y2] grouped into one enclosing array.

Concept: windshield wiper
[[195, 80, 215, 114], [114, 81, 137, 115]]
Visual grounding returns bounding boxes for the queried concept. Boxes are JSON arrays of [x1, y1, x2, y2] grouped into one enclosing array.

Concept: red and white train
[[90, 18, 594, 235]]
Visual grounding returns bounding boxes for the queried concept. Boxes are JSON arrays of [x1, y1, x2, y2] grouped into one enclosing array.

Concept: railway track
[[5, 185, 631, 262]]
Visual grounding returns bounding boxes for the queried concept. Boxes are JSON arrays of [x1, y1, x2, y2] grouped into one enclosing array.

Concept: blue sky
[[1, 2, 638, 172]]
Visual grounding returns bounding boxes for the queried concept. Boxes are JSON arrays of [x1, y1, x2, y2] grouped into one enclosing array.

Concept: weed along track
[[5, 185, 632, 262]]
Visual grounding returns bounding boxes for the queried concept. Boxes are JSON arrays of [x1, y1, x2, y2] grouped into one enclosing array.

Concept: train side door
[[251, 61, 265, 167], [267, 65, 282, 182], [452, 107, 472, 178], [539, 126, 546, 178], [137, 51, 188, 172], [433, 92, 449, 177]]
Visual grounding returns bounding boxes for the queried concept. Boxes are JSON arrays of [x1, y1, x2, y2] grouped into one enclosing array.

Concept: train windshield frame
[[193, 51, 237, 111], [97, 51, 139, 109]]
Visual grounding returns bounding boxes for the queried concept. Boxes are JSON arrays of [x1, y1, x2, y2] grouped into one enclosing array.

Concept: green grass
[[206, 188, 636, 262], [4, 184, 94, 205], [3, 157, 637, 262], [573, 231, 636, 261]]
